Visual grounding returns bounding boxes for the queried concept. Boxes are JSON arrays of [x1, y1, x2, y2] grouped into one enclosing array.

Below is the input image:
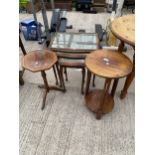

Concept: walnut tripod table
[[85, 50, 133, 119], [22, 50, 65, 110]]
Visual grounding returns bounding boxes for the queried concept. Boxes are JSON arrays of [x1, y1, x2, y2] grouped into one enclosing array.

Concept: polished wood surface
[[110, 14, 135, 99], [22, 50, 65, 110], [85, 50, 133, 119], [58, 54, 86, 94], [85, 90, 114, 113], [85, 50, 133, 79], [85, 78, 114, 119], [111, 14, 135, 46], [22, 50, 57, 72], [49, 32, 100, 94]]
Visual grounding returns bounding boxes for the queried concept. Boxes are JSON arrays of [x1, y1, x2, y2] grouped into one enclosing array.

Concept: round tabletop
[[22, 50, 57, 72], [85, 50, 133, 79], [111, 14, 135, 46]]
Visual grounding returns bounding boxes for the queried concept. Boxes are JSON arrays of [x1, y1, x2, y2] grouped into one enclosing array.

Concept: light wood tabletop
[[111, 14, 135, 46], [85, 50, 133, 79]]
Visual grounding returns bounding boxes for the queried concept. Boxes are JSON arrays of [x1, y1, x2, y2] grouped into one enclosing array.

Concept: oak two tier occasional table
[[85, 50, 133, 119], [110, 14, 135, 99]]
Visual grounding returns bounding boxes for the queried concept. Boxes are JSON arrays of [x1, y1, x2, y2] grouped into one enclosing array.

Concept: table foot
[[85, 90, 114, 115], [38, 85, 66, 92], [96, 112, 102, 120], [38, 85, 45, 89], [120, 90, 127, 99]]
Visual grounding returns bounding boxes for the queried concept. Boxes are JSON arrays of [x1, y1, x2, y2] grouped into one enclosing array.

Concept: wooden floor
[[19, 11, 135, 155]]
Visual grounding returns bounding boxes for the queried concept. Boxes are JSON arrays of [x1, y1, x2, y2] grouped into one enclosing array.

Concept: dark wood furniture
[[110, 14, 135, 99], [58, 53, 86, 94], [19, 35, 27, 86], [123, 0, 135, 13], [19, 35, 27, 56], [49, 32, 99, 94], [85, 50, 133, 119], [43, 0, 72, 10], [22, 50, 65, 110], [19, 32, 59, 86]]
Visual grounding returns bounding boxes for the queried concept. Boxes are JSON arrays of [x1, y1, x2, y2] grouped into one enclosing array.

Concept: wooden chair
[[22, 50, 65, 110], [57, 52, 86, 94]]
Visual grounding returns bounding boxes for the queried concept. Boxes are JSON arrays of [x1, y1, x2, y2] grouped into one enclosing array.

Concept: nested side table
[[85, 50, 133, 119], [22, 50, 65, 110]]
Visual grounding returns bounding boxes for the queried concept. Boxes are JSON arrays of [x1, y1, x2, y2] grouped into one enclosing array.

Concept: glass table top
[[50, 33, 98, 51]]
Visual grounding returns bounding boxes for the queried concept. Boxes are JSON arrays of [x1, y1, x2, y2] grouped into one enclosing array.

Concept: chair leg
[[64, 67, 68, 81], [53, 65, 59, 85], [92, 74, 96, 87], [81, 68, 85, 94], [60, 66, 66, 91]]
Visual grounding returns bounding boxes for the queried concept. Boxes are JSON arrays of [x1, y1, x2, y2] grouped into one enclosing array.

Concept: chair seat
[[22, 50, 57, 72], [59, 58, 85, 68]]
